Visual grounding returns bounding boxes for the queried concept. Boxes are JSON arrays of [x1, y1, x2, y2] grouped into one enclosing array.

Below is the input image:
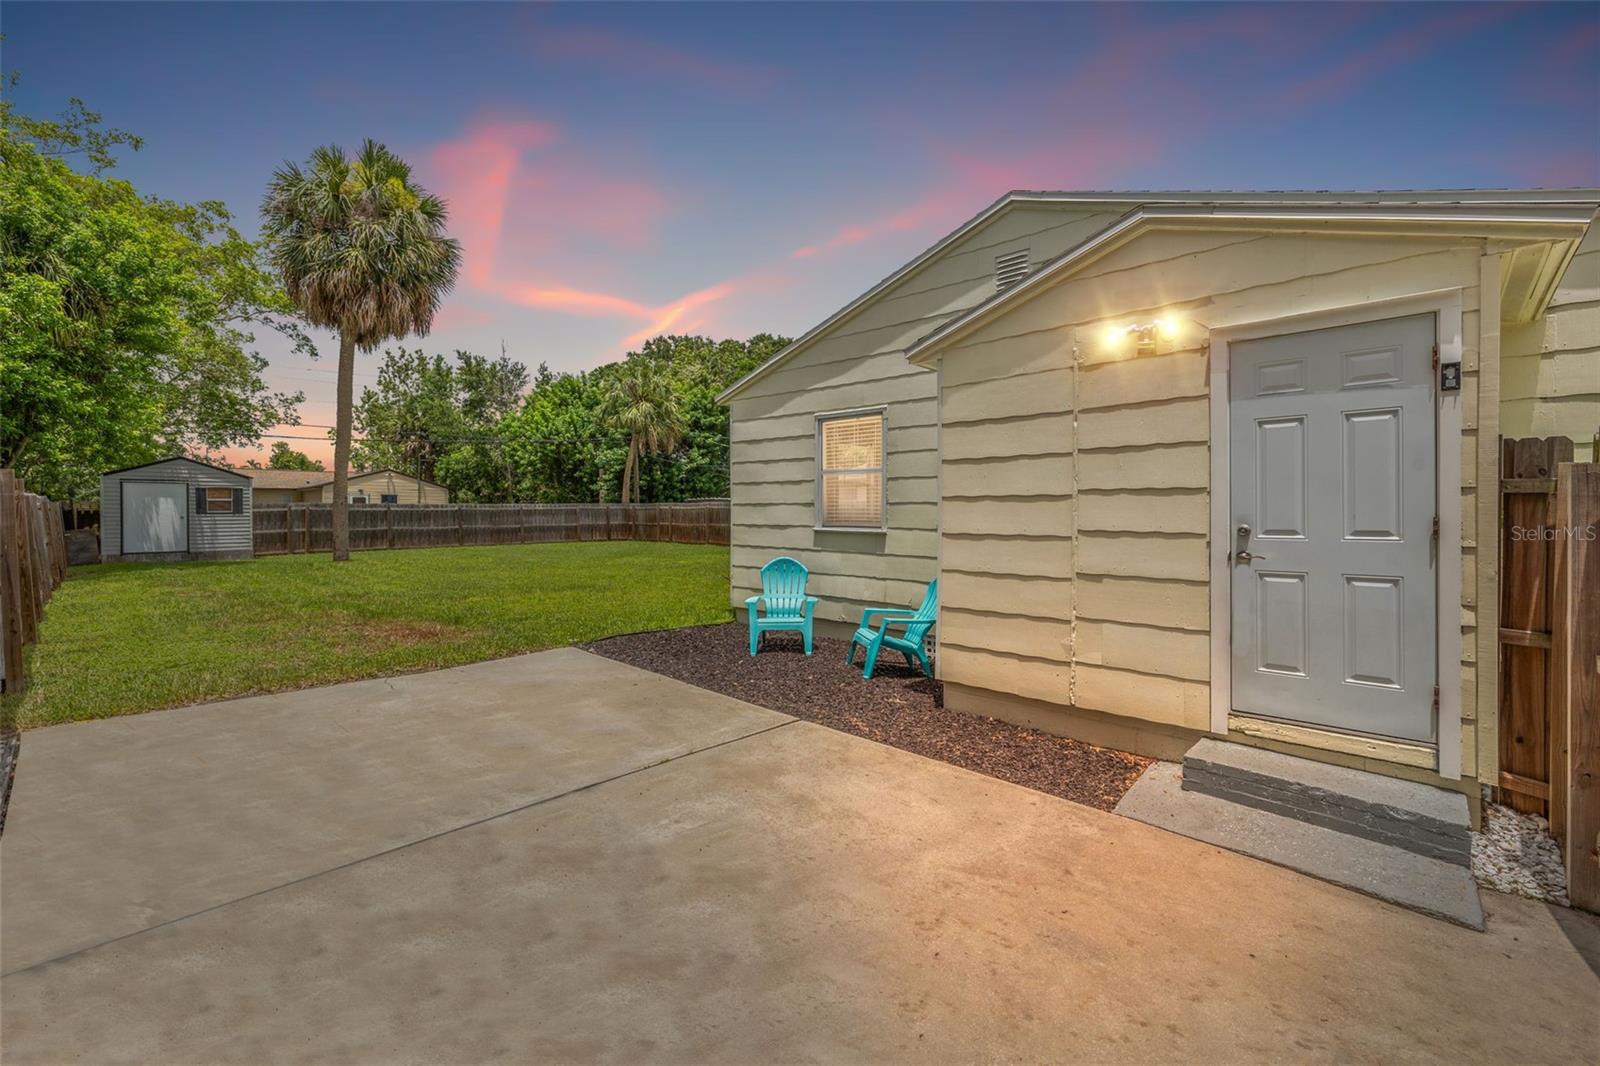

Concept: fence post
[[456, 505, 465, 546], [1553, 462, 1600, 914], [386, 506, 396, 550], [0, 470, 22, 693]]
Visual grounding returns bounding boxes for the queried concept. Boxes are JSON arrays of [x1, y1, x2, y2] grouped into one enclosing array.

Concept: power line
[[257, 430, 728, 449]]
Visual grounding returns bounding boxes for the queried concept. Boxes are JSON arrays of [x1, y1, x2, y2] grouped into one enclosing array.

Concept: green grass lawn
[[3, 541, 732, 730]]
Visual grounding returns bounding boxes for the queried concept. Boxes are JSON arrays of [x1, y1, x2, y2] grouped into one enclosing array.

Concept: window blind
[[818, 413, 884, 527]]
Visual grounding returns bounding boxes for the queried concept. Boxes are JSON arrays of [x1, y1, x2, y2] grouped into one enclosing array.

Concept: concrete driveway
[[2, 648, 1595, 1063]]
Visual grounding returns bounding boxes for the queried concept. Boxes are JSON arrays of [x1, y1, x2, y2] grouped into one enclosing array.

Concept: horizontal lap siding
[[1501, 231, 1600, 461], [937, 229, 1485, 744], [100, 459, 252, 558], [729, 203, 1115, 627]]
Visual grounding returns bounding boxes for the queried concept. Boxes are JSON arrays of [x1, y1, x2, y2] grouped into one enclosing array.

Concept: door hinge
[[1431, 685, 1440, 715], [1431, 344, 1439, 372], [1432, 513, 1440, 543]]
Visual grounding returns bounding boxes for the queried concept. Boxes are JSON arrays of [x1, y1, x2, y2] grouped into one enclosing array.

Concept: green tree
[[1, 94, 307, 499], [267, 441, 324, 471], [348, 346, 527, 502], [600, 356, 683, 504], [501, 366, 609, 502], [261, 141, 460, 560]]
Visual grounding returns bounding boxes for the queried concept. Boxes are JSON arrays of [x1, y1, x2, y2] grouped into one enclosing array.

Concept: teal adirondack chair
[[746, 556, 818, 656], [847, 579, 938, 680]]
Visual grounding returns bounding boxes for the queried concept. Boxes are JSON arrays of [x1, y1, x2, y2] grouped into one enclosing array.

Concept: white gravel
[[1471, 799, 1569, 906]]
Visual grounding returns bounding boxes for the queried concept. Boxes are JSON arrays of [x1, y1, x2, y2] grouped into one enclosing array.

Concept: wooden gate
[[1497, 437, 1572, 814], [1498, 437, 1600, 913]]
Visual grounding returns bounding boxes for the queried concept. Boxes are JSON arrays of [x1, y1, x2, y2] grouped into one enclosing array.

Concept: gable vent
[[994, 249, 1031, 291]]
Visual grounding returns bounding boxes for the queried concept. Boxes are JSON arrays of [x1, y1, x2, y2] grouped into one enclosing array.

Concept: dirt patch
[[331, 617, 467, 654], [586, 623, 1151, 811]]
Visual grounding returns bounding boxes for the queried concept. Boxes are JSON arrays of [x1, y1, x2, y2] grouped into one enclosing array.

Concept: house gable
[[907, 199, 1598, 366]]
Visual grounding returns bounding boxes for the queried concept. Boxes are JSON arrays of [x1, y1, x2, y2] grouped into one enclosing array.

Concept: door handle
[[1234, 550, 1265, 562]]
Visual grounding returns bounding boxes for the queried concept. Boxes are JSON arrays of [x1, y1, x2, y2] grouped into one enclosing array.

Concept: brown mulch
[[584, 623, 1151, 811]]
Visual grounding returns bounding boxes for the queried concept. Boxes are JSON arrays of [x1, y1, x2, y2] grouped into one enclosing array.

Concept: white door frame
[[1207, 288, 1463, 779]]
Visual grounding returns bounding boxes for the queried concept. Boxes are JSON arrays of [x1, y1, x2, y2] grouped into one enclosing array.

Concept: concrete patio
[[2, 648, 1596, 1063]]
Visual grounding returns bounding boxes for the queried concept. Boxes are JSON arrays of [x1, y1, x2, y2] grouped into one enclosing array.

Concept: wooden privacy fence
[[253, 500, 730, 556], [1497, 437, 1600, 913], [0, 470, 68, 695]]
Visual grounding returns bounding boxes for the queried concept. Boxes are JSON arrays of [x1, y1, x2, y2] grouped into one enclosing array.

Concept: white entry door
[[1229, 313, 1436, 741], [123, 482, 188, 554]]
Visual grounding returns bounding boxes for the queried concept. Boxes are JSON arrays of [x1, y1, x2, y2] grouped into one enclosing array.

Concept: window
[[817, 410, 885, 529], [349, 493, 368, 505], [380, 493, 399, 505], [203, 487, 234, 514]]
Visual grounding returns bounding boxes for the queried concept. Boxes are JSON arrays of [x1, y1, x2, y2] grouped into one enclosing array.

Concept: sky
[[6, 1, 1598, 466]]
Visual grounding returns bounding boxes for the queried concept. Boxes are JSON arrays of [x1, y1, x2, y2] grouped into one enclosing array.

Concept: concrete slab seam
[[0, 717, 798, 980]]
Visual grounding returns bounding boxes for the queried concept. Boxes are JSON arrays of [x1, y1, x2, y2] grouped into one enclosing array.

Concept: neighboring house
[[241, 468, 336, 507], [720, 189, 1600, 808], [235, 468, 449, 506], [101, 458, 252, 562]]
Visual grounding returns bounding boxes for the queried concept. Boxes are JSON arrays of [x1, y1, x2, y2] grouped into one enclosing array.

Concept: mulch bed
[[585, 623, 1151, 811]]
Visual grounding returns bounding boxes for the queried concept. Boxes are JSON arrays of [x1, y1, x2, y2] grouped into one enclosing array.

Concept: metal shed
[[100, 458, 253, 562]]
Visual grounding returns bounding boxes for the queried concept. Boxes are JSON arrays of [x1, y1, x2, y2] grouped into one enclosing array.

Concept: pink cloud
[[788, 130, 1160, 263], [430, 303, 494, 331], [1277, 5, 1515, 110], [531, 24, 778, 94], [430, 118, 559, 287]]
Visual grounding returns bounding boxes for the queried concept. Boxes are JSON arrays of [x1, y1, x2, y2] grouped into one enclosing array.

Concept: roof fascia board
[[716, 191, 1025, 403], [100, 455, 248, 479], [907, 206, 1594, 364]]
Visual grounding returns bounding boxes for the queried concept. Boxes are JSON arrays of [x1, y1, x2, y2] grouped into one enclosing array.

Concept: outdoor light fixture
[[1099, 314, 1184, 355]]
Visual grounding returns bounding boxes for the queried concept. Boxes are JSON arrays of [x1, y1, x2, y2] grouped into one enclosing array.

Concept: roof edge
[[906, 203, 1597, 365], [720, 189, 1600, 403], [717, 190, 1027, 403], [101, 455, 249, 479]]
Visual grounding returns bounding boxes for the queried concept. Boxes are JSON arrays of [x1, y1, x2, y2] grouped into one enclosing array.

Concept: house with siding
[[720, 189, 1600, 813], [237, 468, 449, 507]]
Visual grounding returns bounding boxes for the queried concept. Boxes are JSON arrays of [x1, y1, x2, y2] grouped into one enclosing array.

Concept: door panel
[[123, 482, 187, 554], [1256, 572, 1309, 675], [1342, 408, 1403, 539], [1230, 313, 1436, 741]]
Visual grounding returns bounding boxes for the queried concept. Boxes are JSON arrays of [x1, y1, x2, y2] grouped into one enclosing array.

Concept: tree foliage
[[260, 140, 460, 559], [499, 333, 788, 503], [349, 347, 527, 502], [0, 93, 308, 498], [266, 441, 324, 471], [601, 357, 682, 504]]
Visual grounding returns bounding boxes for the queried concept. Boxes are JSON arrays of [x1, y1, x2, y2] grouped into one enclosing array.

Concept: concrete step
[[1180, 738, 1471, 867], [1117, 762, 1484, 929]]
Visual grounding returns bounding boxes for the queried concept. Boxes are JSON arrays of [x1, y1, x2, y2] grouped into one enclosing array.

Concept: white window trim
[[814, 405, 889, 532], [1207, 288, 1464, 780]]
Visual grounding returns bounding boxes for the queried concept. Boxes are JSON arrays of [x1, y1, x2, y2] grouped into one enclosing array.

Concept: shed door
[[1229, 313, 1436, 741], [123, 482, 188, 554]]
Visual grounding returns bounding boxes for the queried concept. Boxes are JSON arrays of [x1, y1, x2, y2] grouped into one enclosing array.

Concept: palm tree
[[260, 141, 460, 560], [601, 359, 683, 503]]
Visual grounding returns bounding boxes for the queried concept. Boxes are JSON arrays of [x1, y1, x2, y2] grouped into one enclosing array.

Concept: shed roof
[[101, 456, 249, 480]]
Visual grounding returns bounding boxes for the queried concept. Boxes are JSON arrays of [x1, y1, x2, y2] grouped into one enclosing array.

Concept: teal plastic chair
[[847, 579, 938, 680], [746, 556, 818, 656]]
